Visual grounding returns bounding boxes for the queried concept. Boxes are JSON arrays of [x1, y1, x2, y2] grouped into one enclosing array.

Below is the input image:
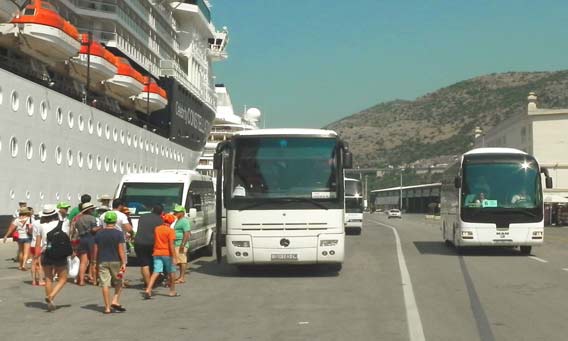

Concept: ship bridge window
[[23, 8, 35, 16]]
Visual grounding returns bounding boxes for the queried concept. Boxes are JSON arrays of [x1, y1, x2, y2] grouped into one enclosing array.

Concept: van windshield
[[119, 183, 184, 215]]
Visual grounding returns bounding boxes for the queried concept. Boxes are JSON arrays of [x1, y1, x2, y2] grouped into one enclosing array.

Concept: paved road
[[0, 214, 567, 341]]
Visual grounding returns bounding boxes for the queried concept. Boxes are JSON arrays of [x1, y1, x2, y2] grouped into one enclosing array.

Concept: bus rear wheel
[[520, 246, 532, 255]]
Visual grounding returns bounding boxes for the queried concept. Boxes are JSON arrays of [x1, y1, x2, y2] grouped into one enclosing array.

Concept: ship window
[[9, 137, 18, 158], [112, 128, 118, 142], [132, 163, 137, 173], [139, 140, 144, 150], [56, 108, 63, 125], [126, 162, 131, 173], [96, 155, 102, 171], [39, 143, 46, 162], [26, 96, 34, 116], [104, 157, 110, 172], [0, 86, 3, 105], [25, 140, 32, 160], [55, 192, 60, 200], [23, 8, 35, 16], [112, 159, 117, 173], [0, 136, 2, 153], [39, 192, 44, 200], [68, 111, 74, 128], [105, 124, 110, 140], [88, 118, 94, 134], [133, 135, 138, 148], [87, 153, 93, 169], [55, 146, 62, 165], [150, 143, 154, 153], [40, 101, 47, 120], [25, 191, 30, 200], [97, 122, 102, 137], [11, 90, 19, 112], [10, 189, 15, 200], [77, 151, 83, 168], [67, 193, 72, 201], [120, 161, 124, 174], [145, 140, 149, 151], [181, 155, 184, 163], [126, 132, 131, 146], [78, 115, 84, 131], [67, 149, 73, 166], [120, 130, 125, 144]]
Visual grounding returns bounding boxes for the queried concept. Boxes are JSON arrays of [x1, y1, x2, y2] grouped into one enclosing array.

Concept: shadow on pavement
[[192, 259, 340, 278], [414, 241, 525, 257], [24, 302, 72, 311], [81, 304, 105, 313]]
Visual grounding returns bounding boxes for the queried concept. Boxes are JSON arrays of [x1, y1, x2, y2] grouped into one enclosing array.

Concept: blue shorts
[[77, 235, 94, 255], [17, 238, 31, 244], [153, 256, 173, 274]]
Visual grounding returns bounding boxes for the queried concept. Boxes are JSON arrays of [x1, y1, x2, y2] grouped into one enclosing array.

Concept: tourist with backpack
[[34, 205, 73, 312]]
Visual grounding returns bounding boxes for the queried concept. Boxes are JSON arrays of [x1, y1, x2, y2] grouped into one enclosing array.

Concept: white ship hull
[[0, 23, 80, 64], [69, 54, 117, 84], [0, 68, 203, 219]]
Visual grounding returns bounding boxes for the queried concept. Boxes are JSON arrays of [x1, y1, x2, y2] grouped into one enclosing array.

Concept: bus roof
[[234, 128, 338, 138], [120, 170, 210, 184], [464, 148, 528, 156]]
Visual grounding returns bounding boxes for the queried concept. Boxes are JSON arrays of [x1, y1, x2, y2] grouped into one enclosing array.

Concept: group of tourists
[[2, 194, 192, 313]]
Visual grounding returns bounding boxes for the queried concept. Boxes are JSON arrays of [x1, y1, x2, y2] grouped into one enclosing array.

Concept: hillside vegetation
[[325, 71, 568, 169]]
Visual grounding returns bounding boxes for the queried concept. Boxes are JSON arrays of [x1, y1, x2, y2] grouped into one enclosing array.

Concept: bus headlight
[[232, 241, 250, 248], [320, 240, 338, 247]]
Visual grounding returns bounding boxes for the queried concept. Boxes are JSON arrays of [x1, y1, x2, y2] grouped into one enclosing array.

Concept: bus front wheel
[[520, 246, 532, 255]]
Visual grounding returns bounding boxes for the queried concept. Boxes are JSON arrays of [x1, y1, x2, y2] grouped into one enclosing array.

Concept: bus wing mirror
[[213, 153, 222, 170], [454, 176, 461, 189], [344, 151, 353, 169], [546, 177, 553, 189]]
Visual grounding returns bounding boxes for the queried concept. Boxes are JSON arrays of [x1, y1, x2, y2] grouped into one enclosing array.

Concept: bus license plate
[[271, 254, 298, 261]]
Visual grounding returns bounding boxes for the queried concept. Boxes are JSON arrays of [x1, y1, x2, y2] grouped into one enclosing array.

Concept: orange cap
[[162, 214, 176, 225]]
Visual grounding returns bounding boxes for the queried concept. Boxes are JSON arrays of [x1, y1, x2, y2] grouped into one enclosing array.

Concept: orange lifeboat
[[0, 0, 80, 64], [70, 34, 117, 84], [133, 77, 168, 113], [105, 57, 145, 100]]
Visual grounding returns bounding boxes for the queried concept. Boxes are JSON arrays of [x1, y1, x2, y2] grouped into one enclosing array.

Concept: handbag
[[12, 231, 19, 242], [67, 256, 80, 278]]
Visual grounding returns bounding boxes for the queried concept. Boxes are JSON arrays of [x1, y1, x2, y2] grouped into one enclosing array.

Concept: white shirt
[[13, 216, 33, 239], [31, 220, 41, 245], [99, 210, 130, 232]]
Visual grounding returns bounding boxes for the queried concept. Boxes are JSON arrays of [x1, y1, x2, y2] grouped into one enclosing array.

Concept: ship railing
[[160, 60, 216, 109], [67, 0, 117, 13]]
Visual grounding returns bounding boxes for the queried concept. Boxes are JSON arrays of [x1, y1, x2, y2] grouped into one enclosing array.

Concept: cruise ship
[[0, 0, 228, 227], [196, 84, 260, 179]]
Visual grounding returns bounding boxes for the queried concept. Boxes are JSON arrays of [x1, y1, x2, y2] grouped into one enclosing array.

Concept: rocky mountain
[[325, 71, 568, 168]]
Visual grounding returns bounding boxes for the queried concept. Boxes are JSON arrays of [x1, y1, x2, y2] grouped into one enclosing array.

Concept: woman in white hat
[[34, 205, 69, 311], [3, 207, 33, 271]]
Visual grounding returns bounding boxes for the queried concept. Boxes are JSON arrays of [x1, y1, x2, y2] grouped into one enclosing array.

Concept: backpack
[[45, 221, 73, 260]]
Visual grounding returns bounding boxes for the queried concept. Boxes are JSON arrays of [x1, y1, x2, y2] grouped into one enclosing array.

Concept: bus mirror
[[188, 208, 197, 218], [213, 153, 222, 170], [546, 177, 553, 189], [344, 151, 353, 169], [454, 176, 461, 189]]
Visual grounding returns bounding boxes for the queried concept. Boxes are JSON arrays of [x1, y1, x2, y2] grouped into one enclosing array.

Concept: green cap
[[173, 205, 186, 213], [57, 202, 71, 209], [104, 211, 118, 224]]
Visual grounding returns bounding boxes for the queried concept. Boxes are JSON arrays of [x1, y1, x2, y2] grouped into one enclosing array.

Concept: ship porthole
[[126, 162, 131, 173], [39, 143, 47, 162], [9, 189, 15, 200], [11, 90, 19, 112], [145, 140, 149, 151], [126, 132, 131, 146], [112, 159, 117, 173], [120, 130, 125, 144], [9, 136, 18, 158], [68, 111, 74, 129], [40, 101, 48, 121], [104, 157, 110, 172], [150, 143, 154, 153], [112, 128, 118, 142], [56, 108, 63, 125], [133, 135, 138, 148], [78, 115, 84, 131], [0, 136, 2, 153], [67, 193, 72, 201], [77, 151, 84, 168], [55, 146, 62, 165], [25, 191, 30, 200], [96, 155, 102, 171], [105, 124, 110, 140], [119, 161, 124, 174], [25, 140, 33, 160], [97, 122, 102, 137], [0, 85, 3, 104], [139, 140, 144, 150], [67, 149, 73, 167], [39, 192, 45, 200], [132, 163, 137, 173], [181, 155, 184, 163], [87, 153, 93, 169], [26, 96, 34, 116], [88, 118, 94, 134], [55, 192, 60, 200]]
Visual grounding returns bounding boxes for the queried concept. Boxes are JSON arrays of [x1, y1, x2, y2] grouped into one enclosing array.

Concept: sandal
[[167, 292, 180, 297], [143, 292, 151, 300], [45, 297, 56, 312], [103, 310, 112, 315], [111, 304, 126, 312]]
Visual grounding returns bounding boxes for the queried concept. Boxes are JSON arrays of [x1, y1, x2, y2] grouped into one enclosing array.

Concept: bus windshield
[[119, 182, 184, 215], [462, 159, 541, 209], [345, 197, 363, 213], [231, 137, 339, 200], [345, 180, 362, 197]]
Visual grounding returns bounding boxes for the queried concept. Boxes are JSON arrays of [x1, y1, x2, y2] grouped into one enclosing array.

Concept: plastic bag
[[67, 256, 80, 279]]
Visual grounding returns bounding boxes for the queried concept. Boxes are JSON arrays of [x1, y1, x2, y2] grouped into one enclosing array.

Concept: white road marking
[[298, 321, 310, 325], [374, 219, 426, 341], [562, 268, 568, 272], [528, 256, 548, 263]]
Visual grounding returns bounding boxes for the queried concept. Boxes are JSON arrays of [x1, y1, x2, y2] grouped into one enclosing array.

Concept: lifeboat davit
[[133, 77, 168, 113], [69, 34, 117, 84], [105, 57, 144, 99], [0, 1, 19, 22], [0, 0, 80, 64]]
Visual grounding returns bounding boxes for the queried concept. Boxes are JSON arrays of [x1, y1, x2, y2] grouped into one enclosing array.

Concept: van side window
[[188, 181, 204, 212]]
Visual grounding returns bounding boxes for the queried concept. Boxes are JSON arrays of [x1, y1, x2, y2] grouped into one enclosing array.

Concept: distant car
[[387, 209, 402, 219]]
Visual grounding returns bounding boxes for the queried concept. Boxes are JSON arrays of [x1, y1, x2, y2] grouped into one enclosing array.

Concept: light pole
[[399, 169, 404, 210]]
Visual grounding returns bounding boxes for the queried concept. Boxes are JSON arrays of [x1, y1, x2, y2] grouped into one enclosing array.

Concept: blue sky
[[212, 0, 568, 128]]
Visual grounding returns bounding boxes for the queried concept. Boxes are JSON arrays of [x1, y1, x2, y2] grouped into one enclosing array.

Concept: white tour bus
[[213, 129, 353, 271], [440, 148, 553, 254], [115, 170, 216, 255], [344, 177, 364, 235]]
